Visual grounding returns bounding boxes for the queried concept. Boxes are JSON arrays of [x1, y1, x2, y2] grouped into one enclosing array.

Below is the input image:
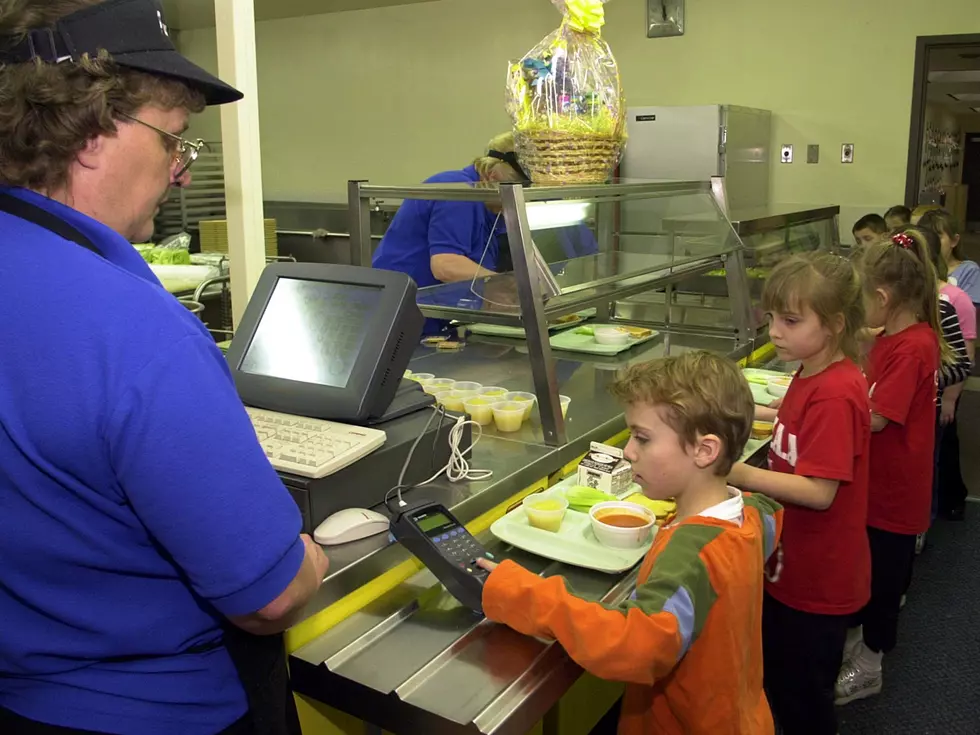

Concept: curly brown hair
[[609, 351, 753, 476], [0, 0, 205, 192]]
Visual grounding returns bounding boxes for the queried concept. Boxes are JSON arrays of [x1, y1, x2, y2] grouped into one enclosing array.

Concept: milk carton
[[576, 442, 633, 495]]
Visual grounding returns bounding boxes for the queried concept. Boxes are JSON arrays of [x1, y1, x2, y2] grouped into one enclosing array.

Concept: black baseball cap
[[0, 0, 242, 106]]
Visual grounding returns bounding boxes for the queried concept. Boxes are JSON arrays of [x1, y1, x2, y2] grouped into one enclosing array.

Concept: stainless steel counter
[[289, 332, 777, 734]]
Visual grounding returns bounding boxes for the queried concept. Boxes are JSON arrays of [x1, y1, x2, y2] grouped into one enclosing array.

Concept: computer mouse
[[314, 508, 390, 546]]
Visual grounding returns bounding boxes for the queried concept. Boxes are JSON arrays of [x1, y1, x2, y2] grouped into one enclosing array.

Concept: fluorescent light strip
[[525, 201, 590, 230]]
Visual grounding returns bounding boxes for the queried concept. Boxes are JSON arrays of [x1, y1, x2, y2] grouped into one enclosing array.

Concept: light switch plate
[[842, 144, 854, 163], [807, 145, 820, 164], [780, 145, 794, 164]]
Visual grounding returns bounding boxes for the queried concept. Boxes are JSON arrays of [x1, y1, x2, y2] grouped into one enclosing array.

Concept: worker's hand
[[301, 533, 330, 581], [476, 558, 498, 573]]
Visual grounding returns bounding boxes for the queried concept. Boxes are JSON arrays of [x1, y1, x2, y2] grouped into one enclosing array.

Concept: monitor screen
[[239, 278, 382, 388]]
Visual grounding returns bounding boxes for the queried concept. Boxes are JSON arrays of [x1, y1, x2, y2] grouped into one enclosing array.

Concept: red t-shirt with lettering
[[765, 359, 871, 615], [866, 322, 939, 535]]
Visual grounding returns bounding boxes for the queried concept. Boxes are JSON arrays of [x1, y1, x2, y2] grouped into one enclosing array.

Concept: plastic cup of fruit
[[411, 372, 434, 385], [559, 395, 571, 418], [523, 494, 568, 533], [589, 501, 656, 548], [751, 420, 774, 440], [463, 396, 496, 425], [492, 401, 526, 433], [443, 389, 478, 412], [503, 391, 536, 420], [478, 386, 508, 399], [433, 390, 454, 407], [452, 381, 482, 393], [421, 377, 455, 395]]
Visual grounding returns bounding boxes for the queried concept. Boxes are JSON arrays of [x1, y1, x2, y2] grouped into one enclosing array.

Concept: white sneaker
[[835, 659, 882, 705], [915, 533, 926, 555]]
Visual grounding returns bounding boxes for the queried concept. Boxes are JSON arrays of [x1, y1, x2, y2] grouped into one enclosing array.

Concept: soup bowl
[[589, 501, 657, 549]]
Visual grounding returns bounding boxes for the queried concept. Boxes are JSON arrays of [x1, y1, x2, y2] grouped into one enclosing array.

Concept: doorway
[[964, 133, 980, 229], [904, 33, 980, 219]]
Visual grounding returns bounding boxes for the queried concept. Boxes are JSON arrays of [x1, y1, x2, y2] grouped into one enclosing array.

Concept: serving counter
[[286, 336, 777, 735]]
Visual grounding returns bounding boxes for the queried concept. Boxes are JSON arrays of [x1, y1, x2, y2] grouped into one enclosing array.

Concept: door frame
[[904, 33, 980, 207]]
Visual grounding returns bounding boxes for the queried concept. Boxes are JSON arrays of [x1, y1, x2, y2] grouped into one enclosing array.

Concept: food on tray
[[618, 326, 653, 339], [524, 495, 569, 532], [766, 376, 793, 398], [564, 485, 617, 512], [421, 336, 448, 346], [593, 326, 629, 346], [577, 441, 632, 494], [436, 341, 462, 351], [589, 501, 656, 548], [506, 0, 626, 185], [752, 420, 774, 440], [594, 508, 651, 528], [623, 493, 676, 524], [553, 314, 581, 325]]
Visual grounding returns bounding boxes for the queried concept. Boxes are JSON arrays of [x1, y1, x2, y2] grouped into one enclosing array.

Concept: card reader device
[[390, 501, 493, 613]]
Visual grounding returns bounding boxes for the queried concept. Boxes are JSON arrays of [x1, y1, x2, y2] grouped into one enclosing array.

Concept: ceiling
[[927, 45, 980, 116], [160, 0, 437, 30]]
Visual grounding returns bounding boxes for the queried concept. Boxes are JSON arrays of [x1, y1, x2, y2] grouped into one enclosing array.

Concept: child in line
[[852, 214, 889, 248], [917, 216, 976, 522], [885, 205, 912, 230], [920, 209, 980, 307], [478, 352, 783, 735], [728, 253, 871, 735], [835, 229, 952, 704]]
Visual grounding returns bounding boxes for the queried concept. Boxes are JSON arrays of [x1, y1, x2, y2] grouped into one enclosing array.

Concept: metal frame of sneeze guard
[[347, 178, 757, 448]]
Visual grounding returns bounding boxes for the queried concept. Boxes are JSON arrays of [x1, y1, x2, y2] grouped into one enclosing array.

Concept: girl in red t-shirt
[[729, 252, 870, 735], [834, 229, 952, 706]]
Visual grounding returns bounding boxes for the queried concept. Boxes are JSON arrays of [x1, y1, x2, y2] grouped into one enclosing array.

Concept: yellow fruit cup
[[421, 377, 454, 395], [523, 494, 568, 533], [503, 391, 536, 421], [492, 401, 526, 433], [463, 396, 496, 425]]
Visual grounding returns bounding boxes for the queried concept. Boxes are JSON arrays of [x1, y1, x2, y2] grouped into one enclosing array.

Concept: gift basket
[[506, 0, 626, 185]]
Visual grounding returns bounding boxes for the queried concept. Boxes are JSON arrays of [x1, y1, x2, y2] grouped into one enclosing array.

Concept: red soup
[[596, 511, 650, 528]]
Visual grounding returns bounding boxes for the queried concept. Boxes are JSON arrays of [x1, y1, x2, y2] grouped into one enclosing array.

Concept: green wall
[[177, 0, 980, 231]]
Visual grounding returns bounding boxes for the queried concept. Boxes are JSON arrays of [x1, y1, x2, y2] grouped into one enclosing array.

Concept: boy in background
[[477, 352, 783, 734], [885, 205, 912, 230], [853, 214, 889, 248]]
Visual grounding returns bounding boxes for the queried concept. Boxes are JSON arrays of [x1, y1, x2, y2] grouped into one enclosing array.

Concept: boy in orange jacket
[[477, 351, 783, 734]]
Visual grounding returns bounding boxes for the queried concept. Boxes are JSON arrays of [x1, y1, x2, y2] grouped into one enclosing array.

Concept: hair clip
[[892, 233, 914, 250]]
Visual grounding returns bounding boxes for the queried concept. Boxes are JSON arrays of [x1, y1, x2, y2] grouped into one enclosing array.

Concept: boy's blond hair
[[610, 351, 753, 476]]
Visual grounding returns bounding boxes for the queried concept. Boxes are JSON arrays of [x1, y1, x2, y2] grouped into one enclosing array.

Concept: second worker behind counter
[[372, 132, 527, 302], [372, 132, 599, 334]]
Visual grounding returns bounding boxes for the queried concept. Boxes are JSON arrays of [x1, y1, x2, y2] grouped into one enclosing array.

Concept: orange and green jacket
[[482, 493, 783, 735]]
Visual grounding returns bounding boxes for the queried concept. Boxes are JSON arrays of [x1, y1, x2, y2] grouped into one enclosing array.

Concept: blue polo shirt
[[0, 188, 304, 734], [372, 165, 503, 288]]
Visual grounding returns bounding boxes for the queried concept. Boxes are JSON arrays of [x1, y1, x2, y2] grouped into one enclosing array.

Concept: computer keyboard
[[245, 406, 386, 479]]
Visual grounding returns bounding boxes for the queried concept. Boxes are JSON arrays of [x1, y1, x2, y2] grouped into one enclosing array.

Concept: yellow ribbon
[[563, 0, 605, 34]]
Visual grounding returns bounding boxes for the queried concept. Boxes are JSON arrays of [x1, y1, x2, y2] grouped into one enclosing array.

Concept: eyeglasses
[[116, 112, 208, 179]]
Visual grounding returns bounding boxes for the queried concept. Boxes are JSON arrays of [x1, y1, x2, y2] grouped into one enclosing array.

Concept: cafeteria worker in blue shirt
[[373, 133, 599, 332], [0, 2, 328, 734]]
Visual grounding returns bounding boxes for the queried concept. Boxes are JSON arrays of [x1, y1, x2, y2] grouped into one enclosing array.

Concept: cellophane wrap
[[506, 0, 626, 185]]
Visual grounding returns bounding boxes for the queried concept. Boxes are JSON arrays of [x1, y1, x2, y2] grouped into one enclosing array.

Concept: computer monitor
[[228, 263, 425, 423]]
